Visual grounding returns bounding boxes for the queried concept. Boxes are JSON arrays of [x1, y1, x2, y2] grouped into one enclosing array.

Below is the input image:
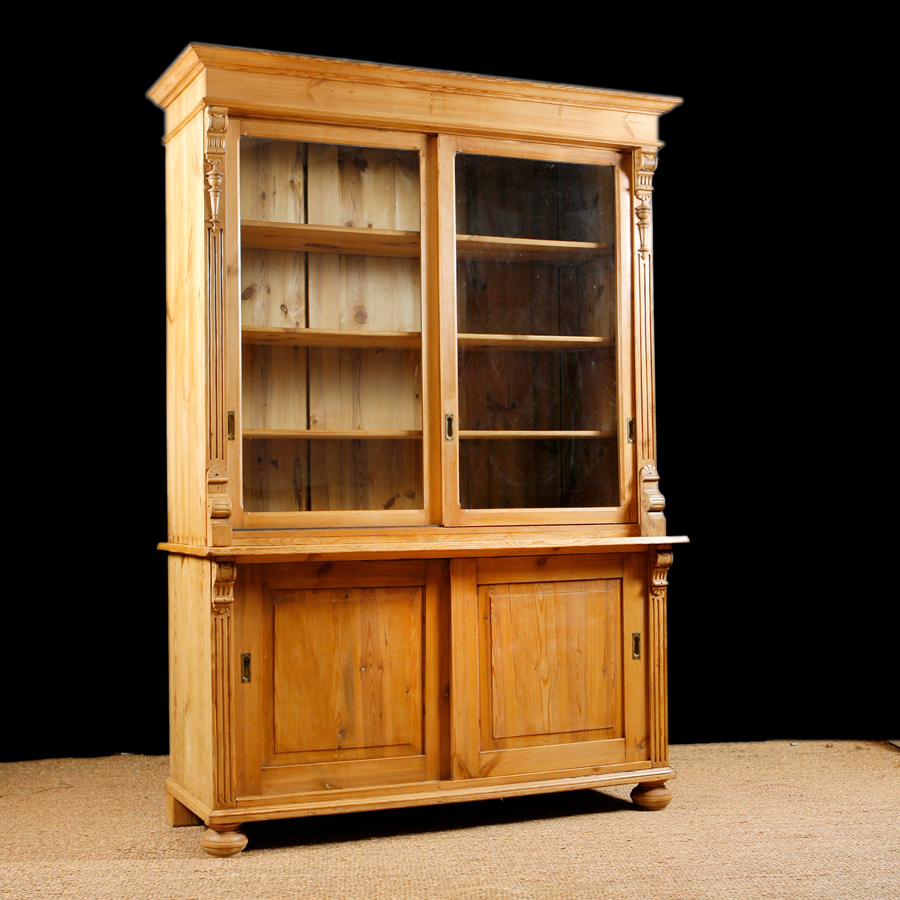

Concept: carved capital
[[212, 561, 236, 614], [634, 149, 658, 256], [205, 107, 227, 233], [640, 464, 667, 537]]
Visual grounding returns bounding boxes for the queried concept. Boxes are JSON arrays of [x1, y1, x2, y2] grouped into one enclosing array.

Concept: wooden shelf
[[459, 430, 616, 440], [456, 234, 611, 263], [242, 326, 421, 349], [241, 220, 421, 258], [458, 333, 613, 351], [243, 429, 422, 440], [163, 532, 689, 561]]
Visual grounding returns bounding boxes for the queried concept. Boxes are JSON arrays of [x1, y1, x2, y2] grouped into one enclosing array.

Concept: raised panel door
[[234, 561, 444, 797], [451, 554, 650, 780]]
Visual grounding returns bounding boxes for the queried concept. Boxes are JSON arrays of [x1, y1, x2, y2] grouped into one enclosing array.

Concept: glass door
[[442, 138, 634, 525], [237, 129, 430, 526]]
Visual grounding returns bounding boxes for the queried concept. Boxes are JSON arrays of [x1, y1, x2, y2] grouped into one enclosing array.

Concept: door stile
[[436, 136, 463, 526], [421, 136, 444, 526], [449, 558, 479, 777]]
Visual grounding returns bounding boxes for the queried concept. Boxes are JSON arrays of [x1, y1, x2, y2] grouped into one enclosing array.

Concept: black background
[[6, 23, 891, 762]]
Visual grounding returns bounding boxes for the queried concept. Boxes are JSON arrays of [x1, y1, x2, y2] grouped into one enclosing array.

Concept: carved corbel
[[207, 462, 233, 547], [651, 548, 674, 599], [211, 560, 236, 614], [640, 464, 667, 536]]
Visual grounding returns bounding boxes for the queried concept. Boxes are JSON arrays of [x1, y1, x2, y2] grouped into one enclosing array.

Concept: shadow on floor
[[242, 788, 635, 851]]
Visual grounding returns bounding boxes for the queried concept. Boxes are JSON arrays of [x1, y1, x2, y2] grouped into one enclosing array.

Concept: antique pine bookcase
[[148, 44, 686, 857]]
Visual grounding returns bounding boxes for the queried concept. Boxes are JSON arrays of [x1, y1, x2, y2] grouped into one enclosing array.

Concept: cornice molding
[[148, 43, 683, 118]]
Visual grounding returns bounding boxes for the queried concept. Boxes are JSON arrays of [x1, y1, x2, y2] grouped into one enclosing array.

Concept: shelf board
[[242, 326, 421, 349], [162, 531, 690, 562], [242, 221, 421, 258], [458, 333, 613, 351], [459, 430, 615, 440], [243, 429, 422, 440], [456, 234, 612, 263]]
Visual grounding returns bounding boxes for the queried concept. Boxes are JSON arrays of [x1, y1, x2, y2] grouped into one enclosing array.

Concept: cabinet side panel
[[168, 554, 214, 806], [166, 112, 209, 545]]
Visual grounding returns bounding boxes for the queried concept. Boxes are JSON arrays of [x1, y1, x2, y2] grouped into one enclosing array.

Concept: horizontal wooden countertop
[[159, 527, 688, 563]]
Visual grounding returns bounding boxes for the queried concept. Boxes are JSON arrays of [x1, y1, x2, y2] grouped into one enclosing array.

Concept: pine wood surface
[[159, 531, 687, 560], [147, 45, 681, 148], [242, 221, 420, 256], [150, 44, 684, 856]]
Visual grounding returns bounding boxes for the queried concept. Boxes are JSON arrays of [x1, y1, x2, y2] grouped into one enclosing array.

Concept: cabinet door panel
[[452, 554, 647, 780], [273, 587, 422, 756], [237, 134, 429, 523], [483, 579, 620, 744], [235, 561, 441, 796]]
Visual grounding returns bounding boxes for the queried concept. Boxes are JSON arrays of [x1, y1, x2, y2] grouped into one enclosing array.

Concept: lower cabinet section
[[166, 549, 675, 856]]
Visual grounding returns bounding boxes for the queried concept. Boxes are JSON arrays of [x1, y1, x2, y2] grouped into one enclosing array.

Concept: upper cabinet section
[[148, 46, 681, 544]]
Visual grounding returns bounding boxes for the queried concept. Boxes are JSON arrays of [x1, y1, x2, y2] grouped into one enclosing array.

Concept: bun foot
[[630, 780, 673, 810], [200, 824, 248, 857]]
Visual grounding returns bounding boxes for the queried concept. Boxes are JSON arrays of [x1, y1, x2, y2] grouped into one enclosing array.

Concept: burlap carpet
[[2, 741, 897, 899]]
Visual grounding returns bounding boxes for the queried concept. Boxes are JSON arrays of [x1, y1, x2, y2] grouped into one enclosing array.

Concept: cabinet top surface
[[147, 43, 682, 141]]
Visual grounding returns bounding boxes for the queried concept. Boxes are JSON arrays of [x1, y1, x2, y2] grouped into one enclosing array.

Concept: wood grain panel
[[308, 439, 422, 512], [242, 438, 309, 512], [307, 144, 420, 231], [481, 579, 621, 745], [305, 145, 421, 332], [307, 348, 421, 432], [241, 345, 307, 431], [240, 248, 307, 328], [308, 254, 421, 333], [240, 138, 306, 224], [272, 587, 423, 756]]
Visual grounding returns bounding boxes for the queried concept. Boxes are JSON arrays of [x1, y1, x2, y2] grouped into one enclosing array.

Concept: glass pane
[[243, 438, 422, 512], [239, 138, 423, 512], [455, 154, 618, 509]]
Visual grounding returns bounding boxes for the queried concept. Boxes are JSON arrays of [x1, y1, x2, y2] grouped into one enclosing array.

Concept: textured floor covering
[[1, 741, 898, 899]]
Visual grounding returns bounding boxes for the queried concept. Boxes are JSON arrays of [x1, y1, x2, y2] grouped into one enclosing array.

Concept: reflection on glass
[[456, 154, 619, 509], [243, 438, 422, 513], [239, 138, 423, 512]]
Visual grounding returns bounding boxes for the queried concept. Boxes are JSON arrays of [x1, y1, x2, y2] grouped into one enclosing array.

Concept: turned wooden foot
[[200, 824, 248, 857], [630, 780, 673, 810]]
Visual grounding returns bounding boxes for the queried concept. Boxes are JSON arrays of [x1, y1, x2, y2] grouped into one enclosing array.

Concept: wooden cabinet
[[149, 45, 686, 856]]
